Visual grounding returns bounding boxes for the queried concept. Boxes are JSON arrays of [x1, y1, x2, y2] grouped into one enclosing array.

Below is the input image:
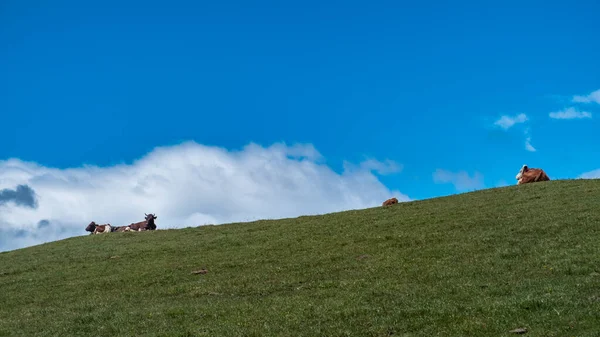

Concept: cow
[[516, 164, 550, 185], [128, 213, 158, 231], [85, 221, 112, 234], [111, 226, 133, 232], [382, 197, 399, 206]]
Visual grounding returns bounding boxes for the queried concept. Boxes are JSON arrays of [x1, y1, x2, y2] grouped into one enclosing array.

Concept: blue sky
[[1, 0, 600, 251]]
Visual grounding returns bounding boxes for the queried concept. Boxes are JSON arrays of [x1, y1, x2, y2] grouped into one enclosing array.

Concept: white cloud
[[573, 89, 600, 104], [432, 169, 484, 192], [579, 169, 600, 179], [522, 128, 536, 152], [494, 113, 528, 130], [549, 107, 592, 120], [525, 137, 536, 152], [0, 141, 409, 252]]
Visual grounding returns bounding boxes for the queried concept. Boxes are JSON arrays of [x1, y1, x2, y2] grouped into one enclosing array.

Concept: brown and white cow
[[85, 221, 113, 234], [382, 197, 399, 206], [128, 213, 158, 231], [515, 164, 550, 185]]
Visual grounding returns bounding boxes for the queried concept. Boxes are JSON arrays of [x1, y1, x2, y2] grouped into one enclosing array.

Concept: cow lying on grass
[[382, 197, 399, 206], [85, 222, 112, 234], [516, 165, 550, 185], [128, 213, 157, 231]]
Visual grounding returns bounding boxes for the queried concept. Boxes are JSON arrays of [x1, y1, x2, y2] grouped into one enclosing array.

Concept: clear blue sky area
[[2, 0, 599, 200]]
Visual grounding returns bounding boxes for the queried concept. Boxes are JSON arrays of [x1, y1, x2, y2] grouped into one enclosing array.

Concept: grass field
[[1, 179, 599, 336]]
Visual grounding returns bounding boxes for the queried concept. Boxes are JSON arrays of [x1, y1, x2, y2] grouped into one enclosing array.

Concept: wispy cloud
[[549, 107, 592, 120], [579, 169, 600, 179], [573, 89, 600, 104], [0, 141, 409, 252], [344, 158, 403, 175], [525, 137, 536, 152], [494, 113, 528, 130], [432, 169, 484, 192], [523, 128, 536, 152]]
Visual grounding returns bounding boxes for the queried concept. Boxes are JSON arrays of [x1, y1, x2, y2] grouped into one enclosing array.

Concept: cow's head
[[85, 221, 97, 232], [145, 213, 157, 230], [516, 165, 528, 180]]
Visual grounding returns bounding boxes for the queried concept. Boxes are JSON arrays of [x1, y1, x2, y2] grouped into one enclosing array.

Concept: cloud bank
[[432, 169, 484, 192], [0, 141, 408, 252]]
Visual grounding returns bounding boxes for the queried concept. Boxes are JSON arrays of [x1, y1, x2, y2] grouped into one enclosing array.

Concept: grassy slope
[[1, 180, 600, 337]]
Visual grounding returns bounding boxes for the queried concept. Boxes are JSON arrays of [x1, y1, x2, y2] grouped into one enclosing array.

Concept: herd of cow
[[85, 165, 551, 233], [85, 213, 158, 234], [381, 164, 550, 206]]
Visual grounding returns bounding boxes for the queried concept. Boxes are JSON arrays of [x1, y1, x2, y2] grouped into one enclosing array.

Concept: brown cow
[[128, 213, 158, 231], [382, 197, 399, 206], [85, 221, 112, 234], [515, 164, 550, 185]]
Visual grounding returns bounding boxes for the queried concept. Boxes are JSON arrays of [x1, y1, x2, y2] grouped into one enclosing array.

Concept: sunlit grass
[[1, 179, 599, 336]]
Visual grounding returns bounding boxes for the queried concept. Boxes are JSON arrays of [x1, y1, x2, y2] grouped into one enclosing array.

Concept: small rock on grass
[[509, 327, 528, 334]]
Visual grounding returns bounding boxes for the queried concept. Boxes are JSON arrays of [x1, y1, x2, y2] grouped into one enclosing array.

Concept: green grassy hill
[[1, 179, 599, 336]]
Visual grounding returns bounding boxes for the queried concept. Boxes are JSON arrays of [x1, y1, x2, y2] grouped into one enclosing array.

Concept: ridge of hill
[[1, 179, 599, 336]]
